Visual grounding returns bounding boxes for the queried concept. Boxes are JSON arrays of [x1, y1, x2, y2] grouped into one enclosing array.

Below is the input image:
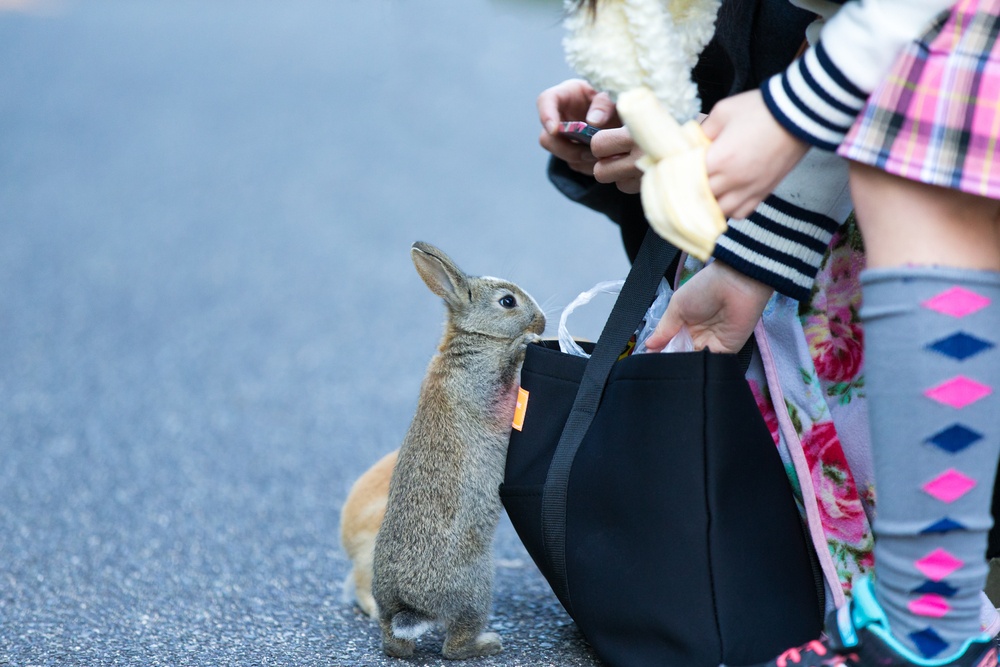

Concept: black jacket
[[549, 0, 815, 264]]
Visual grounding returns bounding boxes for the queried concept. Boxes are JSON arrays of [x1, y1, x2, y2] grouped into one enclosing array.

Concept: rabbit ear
[[411, 242, 470, 305]]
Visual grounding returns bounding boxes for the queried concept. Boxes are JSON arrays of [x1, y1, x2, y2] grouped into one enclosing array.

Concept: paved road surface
[[0, 1, 630, 665]]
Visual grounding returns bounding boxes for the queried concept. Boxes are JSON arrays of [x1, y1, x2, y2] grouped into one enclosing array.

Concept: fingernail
[[585, 109, 606, 126], [545, 120, 558, 134]]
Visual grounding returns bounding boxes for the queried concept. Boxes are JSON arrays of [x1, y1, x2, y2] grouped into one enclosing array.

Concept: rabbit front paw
[[512, 332, 541, 353]]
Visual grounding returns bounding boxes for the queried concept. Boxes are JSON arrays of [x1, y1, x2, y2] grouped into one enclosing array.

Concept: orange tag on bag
[[512, 387, 529, 431]]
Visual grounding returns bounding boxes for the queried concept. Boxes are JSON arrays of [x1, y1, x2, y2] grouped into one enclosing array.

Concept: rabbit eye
[[499, 295, 517, 309]]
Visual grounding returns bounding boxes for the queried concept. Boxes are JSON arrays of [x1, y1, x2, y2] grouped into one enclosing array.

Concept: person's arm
[[643, 259, 774, 354], [710, 147, 851, 302], [538, 79, 651, 261], [537, 78, 616, 177], [703, 1, 953, 218], [549, 135, 853, 300], [763, 0, 953, 150]]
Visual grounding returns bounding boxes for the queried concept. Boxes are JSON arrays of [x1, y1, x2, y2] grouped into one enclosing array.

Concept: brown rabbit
[[339, 448, 398, 618], [370, 242, 545, 660]]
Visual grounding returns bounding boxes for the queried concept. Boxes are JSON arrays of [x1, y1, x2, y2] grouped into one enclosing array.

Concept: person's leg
[[852, 165, 1000, 272], [850, 163, 1000, 659]]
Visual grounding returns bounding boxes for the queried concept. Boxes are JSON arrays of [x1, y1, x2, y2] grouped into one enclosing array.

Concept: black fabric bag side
[[562, 349, 721, 666], [501, 231, 823, 667]]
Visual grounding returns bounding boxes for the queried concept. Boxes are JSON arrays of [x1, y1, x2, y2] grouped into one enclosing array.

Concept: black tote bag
[[501, 230, 824, 667]]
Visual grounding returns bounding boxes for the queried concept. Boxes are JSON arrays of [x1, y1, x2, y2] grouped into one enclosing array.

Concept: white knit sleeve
[[762, 0, 954, 150]]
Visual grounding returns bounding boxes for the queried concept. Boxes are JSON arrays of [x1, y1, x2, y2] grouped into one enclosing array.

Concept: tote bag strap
[[541, 229, 673, 606], [540, 229, 754, 608]]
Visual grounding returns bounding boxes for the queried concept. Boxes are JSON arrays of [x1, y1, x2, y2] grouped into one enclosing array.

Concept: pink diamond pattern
[[909, 594, 951, 618], [915, 548, 964, 582], [925, 376, 992, 409], [923, 468, 977, 503], [922, 287, 991, 318]]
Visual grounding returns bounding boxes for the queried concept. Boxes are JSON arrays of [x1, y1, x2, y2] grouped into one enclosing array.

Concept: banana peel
[[617, 87, 726, 261]]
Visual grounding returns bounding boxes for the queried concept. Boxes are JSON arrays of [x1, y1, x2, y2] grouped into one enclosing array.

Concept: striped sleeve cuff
[[713, 195, 842, 302], [761, 41, 869, 151]]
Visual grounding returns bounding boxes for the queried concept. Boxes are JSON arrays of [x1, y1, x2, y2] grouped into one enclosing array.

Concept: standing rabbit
[[371, 242, 545, 660], [339, 448, 397, 618]]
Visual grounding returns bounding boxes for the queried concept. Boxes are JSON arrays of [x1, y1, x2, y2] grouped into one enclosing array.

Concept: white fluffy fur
[[562, 0, 722, 122], [391, 617, 436, 640]]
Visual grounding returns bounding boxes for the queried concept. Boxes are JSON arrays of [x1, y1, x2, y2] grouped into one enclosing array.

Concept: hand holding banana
[[616, 87, 726, 261]]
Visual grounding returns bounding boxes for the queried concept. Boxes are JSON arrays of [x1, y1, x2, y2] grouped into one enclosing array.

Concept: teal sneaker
[[749, 577, 997, 667]]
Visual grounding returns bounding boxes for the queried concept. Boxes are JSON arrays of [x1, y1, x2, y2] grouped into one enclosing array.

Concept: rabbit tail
[[391, 609, 435, 640]]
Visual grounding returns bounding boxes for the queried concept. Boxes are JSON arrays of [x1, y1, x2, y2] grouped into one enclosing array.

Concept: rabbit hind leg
[[378, 613, 416, 658], [379, 606, 435, 658], [441, 616, 502, 660]]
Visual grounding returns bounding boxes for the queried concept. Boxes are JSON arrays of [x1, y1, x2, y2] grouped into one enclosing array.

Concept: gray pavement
[[0, 1, 630, 665]]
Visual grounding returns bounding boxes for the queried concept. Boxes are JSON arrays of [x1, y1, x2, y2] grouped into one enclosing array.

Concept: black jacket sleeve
[[549, 0, 817, 273]]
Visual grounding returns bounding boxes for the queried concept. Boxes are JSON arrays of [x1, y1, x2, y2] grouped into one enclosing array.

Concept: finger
[[644, 307, 682, 353], [567, 160, 597, 177], [706, 166, 753, 218], [714, 191, 746, 220], [540, 130, 596, 164], [593, 154, 637, 185], [700, 110, 723, 140], [689, 331, 715, 353], [715, 191, 759, 221], [706, 170, 731, 206], [697, 329, 745, 354], [617, 177, 641, 195], [731, 200, 759, 220], [703, 137, 729, 177], [585, 91, 616, 128], [589, 127, 635, 159], [538, 129, 565, 157], [537, 89, 563, 135], [538, 79, 595, 134]]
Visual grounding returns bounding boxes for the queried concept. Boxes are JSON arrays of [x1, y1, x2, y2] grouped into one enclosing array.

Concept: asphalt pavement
[[0, 1, 630, 665]]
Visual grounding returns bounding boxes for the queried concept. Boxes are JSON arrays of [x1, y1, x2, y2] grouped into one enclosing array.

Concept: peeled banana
[[616, 87, 726, 261]]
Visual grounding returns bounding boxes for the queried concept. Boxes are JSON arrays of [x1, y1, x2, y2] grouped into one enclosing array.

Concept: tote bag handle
[[540, 229, 754, 608]]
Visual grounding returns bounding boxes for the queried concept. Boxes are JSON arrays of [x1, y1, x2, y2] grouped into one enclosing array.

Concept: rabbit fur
[[368, 242, 545, 660], [339, 448, 397, 618]]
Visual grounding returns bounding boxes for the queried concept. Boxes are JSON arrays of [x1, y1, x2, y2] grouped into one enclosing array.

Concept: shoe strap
[[826, 605, 861, 652]]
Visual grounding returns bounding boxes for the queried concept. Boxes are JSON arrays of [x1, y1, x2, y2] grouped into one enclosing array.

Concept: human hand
[[537, 78, 619, 176], [590, 127, 644, 194], [702, 90, 810, 219], [644, 261, 773, 354]]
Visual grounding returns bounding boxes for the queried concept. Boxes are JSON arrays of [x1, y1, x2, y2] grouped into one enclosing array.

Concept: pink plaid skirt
[[838, 0, 1000, 200]]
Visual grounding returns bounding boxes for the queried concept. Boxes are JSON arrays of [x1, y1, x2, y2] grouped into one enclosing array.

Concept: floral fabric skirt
[[680, 217, 873, 610]]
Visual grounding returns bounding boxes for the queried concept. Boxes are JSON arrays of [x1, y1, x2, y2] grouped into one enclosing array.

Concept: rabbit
[[339, 448, 398, 618], [371, 241, 545, 660]]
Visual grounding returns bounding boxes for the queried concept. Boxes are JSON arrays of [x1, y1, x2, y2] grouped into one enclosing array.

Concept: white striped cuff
[[713, 194, 842, 301], [761, 41, 869, 151]]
